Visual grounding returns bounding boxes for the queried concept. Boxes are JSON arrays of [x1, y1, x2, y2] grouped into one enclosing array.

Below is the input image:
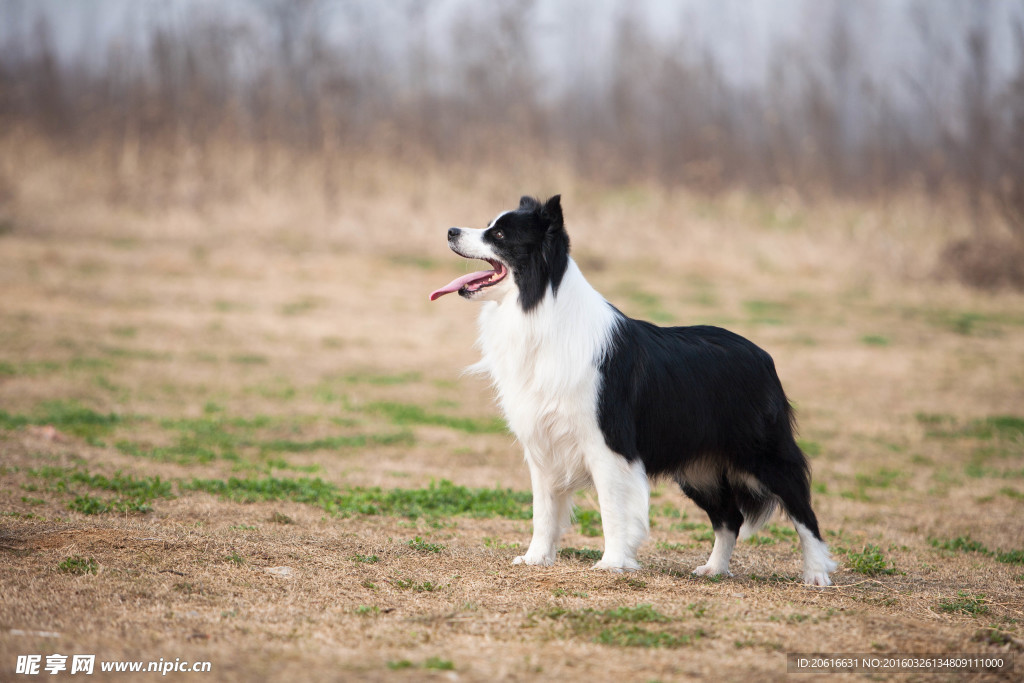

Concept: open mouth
[[429, 259, 508, 301]]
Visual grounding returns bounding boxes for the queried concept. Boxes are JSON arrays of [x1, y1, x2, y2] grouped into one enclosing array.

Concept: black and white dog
[[430, 195, 836, 586]]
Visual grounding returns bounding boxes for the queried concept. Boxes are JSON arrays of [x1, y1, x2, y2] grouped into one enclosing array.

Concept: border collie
[[429, 195, 836, 586]]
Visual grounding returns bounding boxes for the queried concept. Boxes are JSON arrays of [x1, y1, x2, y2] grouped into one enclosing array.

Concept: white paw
[[591, 557, 641, 572], [512, 553, 554, 566], [803, 571, 833, 587], [692, 564, 733, 578], [802, 554, 837, 586]]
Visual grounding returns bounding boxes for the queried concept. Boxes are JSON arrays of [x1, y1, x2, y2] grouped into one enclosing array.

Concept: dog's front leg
[[513, 455, 571, 566], [587, 447, 649, 572]]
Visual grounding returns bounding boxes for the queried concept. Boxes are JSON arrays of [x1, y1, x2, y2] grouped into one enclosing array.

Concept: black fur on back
[[597, 315, 822, 539]]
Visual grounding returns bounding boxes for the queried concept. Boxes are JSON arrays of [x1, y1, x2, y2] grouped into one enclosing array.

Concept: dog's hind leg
[[757, 447, 837, 586], [514, 454, 572, 566], [679, 478, 743, 578], [792, 518, 837, 587], [586, 446, 649, 572]]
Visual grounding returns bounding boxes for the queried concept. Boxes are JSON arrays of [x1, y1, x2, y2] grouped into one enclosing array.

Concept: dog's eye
[[492, 229, 504, 240]]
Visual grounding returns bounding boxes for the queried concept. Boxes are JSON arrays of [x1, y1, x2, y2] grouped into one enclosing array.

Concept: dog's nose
[[448, 227, 461, 240]]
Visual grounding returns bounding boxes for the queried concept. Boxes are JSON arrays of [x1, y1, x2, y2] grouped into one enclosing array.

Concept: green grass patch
[[343, 371, 422, 385], [748, 572, 798, 585], [916, 413, 955, 432], [182, 475, 342, 506], [575, 508, 602, 537], [559, 547, 603, 563], [214, 300, 250, 313], [547, 603, 669, 624], [928, 535, 1024, 566], [117, 412, 412, 464], [351, 554, 379, 564], [930, 535, 988, 554], [0, 400, 120, 442], [407, 536, 446, 553], [385, 656, 453, 672], [7, 402, 417, 466], [656, 541, 695, 552], [919, 309, 1024, 336], [669, 511, 710, 533], [938, 591, 989, 616], [745, 535, 777, 546], [279, 297, 324, 316], [860, 334, 890, 347], [842, 468, 906, 501], [181, 477, 531, 520], [262, 458, 321, 474], [995, 549, 1024, 565], [595, 626, 696, 648], [650, 502, 681, 519], [424, 657, 454, 671], [116, 439, 223, 465], [999, 487, 1024, 500], [917, 413, 1024, 441], [58, 556, 98, 575], [117, 415, 257, 463], [743, 299, 791, 325], [855, 468, 903, 489], [367, 401, 506, 434], [626, 289, 675, 324], [2, 511, 37, 519], [691, 528, 715, 543], [101, 346, 172, 362], [28, 466, 172, 497], [0, 359, 62, 377], [29, 466, 173, 515], [258, 431, 414, 453], [540, 604, 700, 649], [230, 354, 268, 365], [393, 578, 441, 592], [975, 415, 1024, 440], [845, 544, 898, 576], [798, 439, 823, 457], [67, 357, 115, 372], [386, 660, 414, 670], [68, 494, 152, 515]]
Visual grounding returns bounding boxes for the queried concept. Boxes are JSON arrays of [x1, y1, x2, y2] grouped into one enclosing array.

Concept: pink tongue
[[429, 270, 494, 301]]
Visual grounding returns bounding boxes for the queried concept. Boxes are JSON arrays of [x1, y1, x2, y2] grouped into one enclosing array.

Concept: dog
[[429, 195, 836, 586]]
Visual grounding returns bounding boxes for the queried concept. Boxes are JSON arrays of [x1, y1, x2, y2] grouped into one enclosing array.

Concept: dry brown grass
[[1, 141, 1023, 681]]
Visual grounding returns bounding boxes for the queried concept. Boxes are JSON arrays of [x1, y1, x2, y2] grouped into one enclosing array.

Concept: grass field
[[1, 158, 1022, 681]]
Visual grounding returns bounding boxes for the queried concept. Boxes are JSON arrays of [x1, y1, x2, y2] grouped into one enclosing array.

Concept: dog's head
[[429, 195, 570, 312]]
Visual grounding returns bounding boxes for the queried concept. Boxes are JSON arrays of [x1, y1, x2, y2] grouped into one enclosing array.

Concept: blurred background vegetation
[[1, 0, 1023, 287]]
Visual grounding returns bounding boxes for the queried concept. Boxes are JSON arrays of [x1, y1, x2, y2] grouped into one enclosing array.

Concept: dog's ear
[[518, 194, 569, 312], [541, 194, 569, 300], [519, 196, 539, 211], [540, 195, 563, 230]]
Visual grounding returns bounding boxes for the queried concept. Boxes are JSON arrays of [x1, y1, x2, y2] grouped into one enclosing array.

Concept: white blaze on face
[[429, 226, 510, 301]]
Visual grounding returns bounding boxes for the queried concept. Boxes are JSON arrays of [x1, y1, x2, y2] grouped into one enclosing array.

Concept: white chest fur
[[470, 259, 619, 491]]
